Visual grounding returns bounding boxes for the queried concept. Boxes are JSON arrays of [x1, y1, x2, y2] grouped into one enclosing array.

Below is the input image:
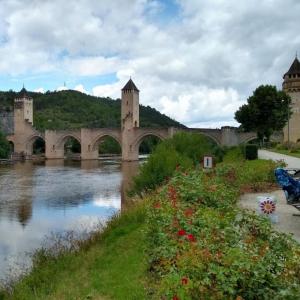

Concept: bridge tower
[[121, 79, 140, 161], [14, 87, 33, 130], [13, 88, 34, 154], [283, 56, 300, 142]]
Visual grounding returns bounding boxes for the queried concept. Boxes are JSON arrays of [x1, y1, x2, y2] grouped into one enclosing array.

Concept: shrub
[[244, 144, 258, 160], [275, 143, 284, 150], [132, 132, 223, 194], [223, 146, 244, 163], [146, 164, 300, 299], [132, 144, 193, 194]]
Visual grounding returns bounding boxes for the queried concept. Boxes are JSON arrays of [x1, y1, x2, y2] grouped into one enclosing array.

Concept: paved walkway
[[258, 149, 300, 168], [240, 191, 300, 243], [239, 150, 300, 243]]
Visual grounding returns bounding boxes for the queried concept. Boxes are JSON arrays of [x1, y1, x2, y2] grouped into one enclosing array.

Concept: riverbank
[[2, 138, 300, 299], [2, 159, 300, 299], [0, 202, 147, 300]]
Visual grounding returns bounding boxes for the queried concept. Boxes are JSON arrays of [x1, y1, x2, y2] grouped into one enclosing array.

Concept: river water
[[0, 158, 139, 282]]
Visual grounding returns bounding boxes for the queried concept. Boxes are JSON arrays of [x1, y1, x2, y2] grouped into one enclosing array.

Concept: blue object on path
[[274, 168, 300, 203]]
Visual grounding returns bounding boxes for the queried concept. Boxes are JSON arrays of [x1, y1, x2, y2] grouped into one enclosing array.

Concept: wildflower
[[186, 234, 196, 242], [181, 277, 188, 285], [177, 229, 186, 236], [153, 202, 161, 209], [173, 296, 180, 300]]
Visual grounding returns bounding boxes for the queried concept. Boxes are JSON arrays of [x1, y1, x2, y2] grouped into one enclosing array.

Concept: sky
[[0, 0, 299, 128]]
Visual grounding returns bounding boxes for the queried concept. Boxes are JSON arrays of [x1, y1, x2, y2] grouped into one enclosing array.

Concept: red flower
[[181, 277, 188, 285], [173, 296, 180, 300], [177, 229, 186, 236], [153, 202, 161, 209], [186, 234, 196, 242]]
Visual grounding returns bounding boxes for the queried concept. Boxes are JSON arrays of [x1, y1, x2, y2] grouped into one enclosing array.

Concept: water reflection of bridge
[[0, 160, 139, 227]]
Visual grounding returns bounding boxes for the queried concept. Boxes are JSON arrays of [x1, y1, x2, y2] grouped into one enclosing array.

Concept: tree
[[0, 130, 10, 158], [235, 85, 292, 142]]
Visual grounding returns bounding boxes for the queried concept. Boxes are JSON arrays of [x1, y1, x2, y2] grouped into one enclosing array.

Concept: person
[[274, 168, 300, 204]]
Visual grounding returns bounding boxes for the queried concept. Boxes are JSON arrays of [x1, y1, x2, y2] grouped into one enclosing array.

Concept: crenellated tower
[[282, 56, 300, 142], [14, 87, 33, 134], [121, 79, 140, 161], [12, 87, 36, 155]]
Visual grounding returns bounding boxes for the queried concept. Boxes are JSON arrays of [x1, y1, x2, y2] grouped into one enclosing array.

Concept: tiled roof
[[284, 57, 300, 76], [122, 79, 139, 92]]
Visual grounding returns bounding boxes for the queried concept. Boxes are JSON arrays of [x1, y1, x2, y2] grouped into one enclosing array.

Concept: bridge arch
[[187, 130, 221, 146], [25, 134, 45, 154], [239, 135, 258, 145], [199, 133, 220, 146], [56, 134, 81, 149], [91, 134, 122, 152], [133, 132, 166, 154], [9, 141, 14, 153]]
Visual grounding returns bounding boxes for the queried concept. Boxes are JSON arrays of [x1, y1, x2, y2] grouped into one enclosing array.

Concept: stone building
[[283, 56, 300, 142]]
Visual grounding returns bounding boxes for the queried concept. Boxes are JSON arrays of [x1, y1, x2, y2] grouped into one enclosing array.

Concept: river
[[0, 158, 139, 282]]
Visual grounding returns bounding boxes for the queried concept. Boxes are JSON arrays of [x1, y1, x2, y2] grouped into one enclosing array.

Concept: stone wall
[[0, 110, 13, 135]]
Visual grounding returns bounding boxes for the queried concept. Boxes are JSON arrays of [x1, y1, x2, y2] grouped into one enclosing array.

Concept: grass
[[0, 202, 147, 300]]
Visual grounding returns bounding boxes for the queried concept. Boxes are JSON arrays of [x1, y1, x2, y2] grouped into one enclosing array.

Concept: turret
[[282, 56, 300, 92], [121, 79, 139, 130], [121, 79, 140, 161], [14, 87, 33, 128], [282, 56, 300, 143]]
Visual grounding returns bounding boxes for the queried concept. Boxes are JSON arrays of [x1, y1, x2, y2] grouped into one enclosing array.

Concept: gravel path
[[258, 149, 300, 168]]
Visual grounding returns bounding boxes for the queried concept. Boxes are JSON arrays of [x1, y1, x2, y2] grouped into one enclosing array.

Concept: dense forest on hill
[[0, 90, 184, 130]]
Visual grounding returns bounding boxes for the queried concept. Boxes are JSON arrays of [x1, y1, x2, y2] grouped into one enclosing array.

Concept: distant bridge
[[5, 81, 257, 161]]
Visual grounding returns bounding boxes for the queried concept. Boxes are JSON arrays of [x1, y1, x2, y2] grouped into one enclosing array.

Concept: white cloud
[[34, 87, 45, 93], [0, 0, 299, 127], [74, 84, 88, 94]]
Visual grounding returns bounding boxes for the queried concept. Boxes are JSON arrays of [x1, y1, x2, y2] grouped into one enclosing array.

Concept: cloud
[[0, 0, 299, 127], [33, 87, 45, 93], [74, 84, 88, 94]]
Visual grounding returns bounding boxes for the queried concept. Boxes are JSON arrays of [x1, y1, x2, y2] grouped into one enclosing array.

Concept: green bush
[[244, 144, 258, 160], [223, 146, 244, 163], [275, 143, 284, 150], [132, 132, 223, 194], [146, 163, 300, 299], [132, 144, 193, 194]]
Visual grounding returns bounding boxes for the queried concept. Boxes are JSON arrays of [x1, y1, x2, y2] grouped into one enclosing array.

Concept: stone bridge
[[44, 127, 173, 160], [4, 81, 257, 161]]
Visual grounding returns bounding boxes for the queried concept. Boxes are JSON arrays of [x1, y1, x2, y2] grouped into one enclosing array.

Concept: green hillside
[[0, 90, 184, 130]]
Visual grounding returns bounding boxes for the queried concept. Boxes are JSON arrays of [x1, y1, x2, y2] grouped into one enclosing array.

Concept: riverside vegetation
[[1, 133, 300, 299]]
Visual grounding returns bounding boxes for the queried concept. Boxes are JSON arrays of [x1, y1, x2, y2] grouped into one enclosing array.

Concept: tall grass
[[0, 202, 147, 300]]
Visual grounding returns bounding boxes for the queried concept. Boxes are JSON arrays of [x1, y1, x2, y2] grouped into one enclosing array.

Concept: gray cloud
[[0, 0, 299, 127]]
